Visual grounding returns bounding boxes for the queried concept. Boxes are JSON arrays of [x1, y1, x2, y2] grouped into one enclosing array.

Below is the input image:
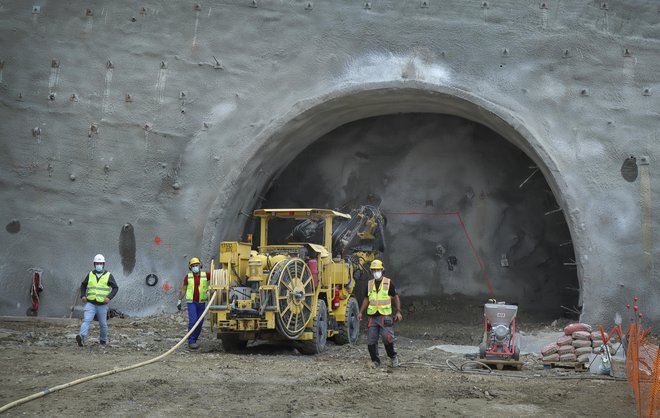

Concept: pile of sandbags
[[541, 323, 594, 364]]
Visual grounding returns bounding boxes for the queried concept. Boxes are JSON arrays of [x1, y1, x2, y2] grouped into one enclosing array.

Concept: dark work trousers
[[367, 313, 397, 363], [187, 302, 206, 344]]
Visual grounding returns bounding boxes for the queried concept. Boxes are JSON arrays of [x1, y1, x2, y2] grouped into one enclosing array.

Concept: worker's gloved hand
[[176, 300, 182, 311]]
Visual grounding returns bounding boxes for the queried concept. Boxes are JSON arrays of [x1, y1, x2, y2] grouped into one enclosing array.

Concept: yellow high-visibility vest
[[367, 277, 392, 315], [185, 272, 208, 303], [86, 272, 111, 302]]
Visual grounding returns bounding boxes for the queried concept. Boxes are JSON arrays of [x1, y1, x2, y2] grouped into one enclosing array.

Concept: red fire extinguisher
[[30, 270, 43, 316], [332, 286, 340, 310]]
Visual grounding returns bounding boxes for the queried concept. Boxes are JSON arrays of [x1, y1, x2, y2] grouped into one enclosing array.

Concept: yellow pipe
[[0, 292, 218, 414]]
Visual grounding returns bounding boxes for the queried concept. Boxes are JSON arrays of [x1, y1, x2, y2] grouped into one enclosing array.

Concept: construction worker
[[357, 259, 403, 368], [76, 254, 119, 347], [177, 257, 209, 349]]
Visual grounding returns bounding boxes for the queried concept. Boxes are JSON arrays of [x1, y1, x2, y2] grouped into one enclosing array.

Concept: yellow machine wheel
[[269, 258, 315, 339], [297, 299, 328, 355], [333, 296, 359, 345]]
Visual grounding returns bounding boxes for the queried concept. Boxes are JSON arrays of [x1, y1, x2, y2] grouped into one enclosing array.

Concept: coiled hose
[[0, 292, 217, 414]]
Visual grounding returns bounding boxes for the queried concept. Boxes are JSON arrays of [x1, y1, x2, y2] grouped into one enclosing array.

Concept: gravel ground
[[0, 297, 637, 417]]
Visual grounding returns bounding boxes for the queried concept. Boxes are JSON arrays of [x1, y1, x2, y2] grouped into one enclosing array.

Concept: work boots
[[76, 335, 84, 347], [384, 343, 399, 367], [390, 355, 400, 368]]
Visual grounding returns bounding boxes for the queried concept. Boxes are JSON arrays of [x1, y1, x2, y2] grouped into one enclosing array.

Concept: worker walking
[[177, 257, 209, 349], [76, 254, 119, 347], [357, 259, 403, 368]]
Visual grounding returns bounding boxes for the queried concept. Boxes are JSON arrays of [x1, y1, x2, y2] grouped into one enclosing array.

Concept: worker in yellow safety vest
[[357, 259, 403, 368], [76, 254, 119, 347], [177, 257, 210, 349]]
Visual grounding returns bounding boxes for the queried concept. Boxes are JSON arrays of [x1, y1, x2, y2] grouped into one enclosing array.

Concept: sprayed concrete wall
[[0, 1, 658, 327]]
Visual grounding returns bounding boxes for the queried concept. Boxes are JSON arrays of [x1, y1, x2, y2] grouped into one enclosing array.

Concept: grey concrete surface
[[0, 1, 658, 329]]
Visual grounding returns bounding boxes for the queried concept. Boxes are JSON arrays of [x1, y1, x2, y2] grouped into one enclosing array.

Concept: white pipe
[[0, 292, 217, 414]]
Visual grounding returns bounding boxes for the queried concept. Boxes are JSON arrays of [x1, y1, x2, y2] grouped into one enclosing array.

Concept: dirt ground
[[0, 297, 637, 417]]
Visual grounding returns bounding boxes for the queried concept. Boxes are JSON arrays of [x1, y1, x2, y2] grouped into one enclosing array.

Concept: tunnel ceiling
[[256, 113, 579, 318]]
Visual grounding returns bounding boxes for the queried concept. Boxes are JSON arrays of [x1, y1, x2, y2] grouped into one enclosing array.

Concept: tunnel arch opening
[[207, 81, 582, 323]]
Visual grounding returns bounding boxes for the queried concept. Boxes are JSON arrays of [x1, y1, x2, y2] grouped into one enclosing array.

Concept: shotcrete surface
[[0, 0, 658, 329]]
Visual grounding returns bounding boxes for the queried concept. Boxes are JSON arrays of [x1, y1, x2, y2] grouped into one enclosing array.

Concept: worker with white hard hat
[[357, 259, 403, 368], [76, 254, 119, 347]]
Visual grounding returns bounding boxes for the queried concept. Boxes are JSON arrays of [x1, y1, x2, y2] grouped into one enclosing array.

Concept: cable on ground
[[400, 358, 627, 381]]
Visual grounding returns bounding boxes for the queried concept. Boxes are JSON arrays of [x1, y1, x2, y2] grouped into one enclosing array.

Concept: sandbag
[[577, 354, 590, 363], [558, 345, 575, 355], [575, 346, 592, 356], [572, 331, 591, 340], [541, 343, 560, 356], [592, 340, 604, 348], [592, 342, 614, 353], [591, 331, 619, 343], [543, 353, 560, 362], [572, 339, 591, 348], [559, 353, 577, 362], [564, 323, 592, 335], [556, 335, 573, 346]]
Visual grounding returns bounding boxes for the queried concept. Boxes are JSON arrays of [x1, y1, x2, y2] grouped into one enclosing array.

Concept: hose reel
[[268, 258, 315, 339]]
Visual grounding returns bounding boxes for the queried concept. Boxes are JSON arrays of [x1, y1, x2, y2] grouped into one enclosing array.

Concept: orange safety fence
[[626, 322, 660, 418]]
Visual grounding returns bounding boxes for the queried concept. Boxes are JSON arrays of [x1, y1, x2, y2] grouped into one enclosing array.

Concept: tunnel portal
[[250, 113, 579, 319]]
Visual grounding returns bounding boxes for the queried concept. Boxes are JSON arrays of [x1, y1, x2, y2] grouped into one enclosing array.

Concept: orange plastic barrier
[[626, 323, 660, 418]]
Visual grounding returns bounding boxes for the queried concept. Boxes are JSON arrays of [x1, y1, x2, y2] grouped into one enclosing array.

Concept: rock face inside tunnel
[[0, 0, 658, 327], [260, 114, 578, 317]]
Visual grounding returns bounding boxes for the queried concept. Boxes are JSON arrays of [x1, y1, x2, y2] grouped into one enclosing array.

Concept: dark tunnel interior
[[252, 113, 580, 320]]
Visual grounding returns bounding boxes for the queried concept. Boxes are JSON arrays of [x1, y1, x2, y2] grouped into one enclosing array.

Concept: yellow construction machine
[[208, 206, 386, 354]]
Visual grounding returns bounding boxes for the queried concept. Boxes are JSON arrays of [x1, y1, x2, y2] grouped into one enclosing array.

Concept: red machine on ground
[[29, 270, 43, 316], [478, 299, 521, 366]]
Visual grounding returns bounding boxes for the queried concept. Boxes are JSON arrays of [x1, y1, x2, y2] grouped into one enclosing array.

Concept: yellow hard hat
[[188, 257, 201, 267], [370, 259, 384, 270]]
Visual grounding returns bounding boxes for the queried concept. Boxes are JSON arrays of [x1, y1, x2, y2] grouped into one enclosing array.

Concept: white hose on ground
[[0, 292, 217, 414]]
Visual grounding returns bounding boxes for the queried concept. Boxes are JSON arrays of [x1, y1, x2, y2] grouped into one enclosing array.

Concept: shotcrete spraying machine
[[478, 299, 523, 370], [208, 206, 386, 354]]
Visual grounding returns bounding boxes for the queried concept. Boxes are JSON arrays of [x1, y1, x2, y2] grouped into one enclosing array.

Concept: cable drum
[[268, 258, 315, 339]]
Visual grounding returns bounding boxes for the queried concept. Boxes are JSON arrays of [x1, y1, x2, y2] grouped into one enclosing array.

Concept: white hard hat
[[93, 254, 106, 263]]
